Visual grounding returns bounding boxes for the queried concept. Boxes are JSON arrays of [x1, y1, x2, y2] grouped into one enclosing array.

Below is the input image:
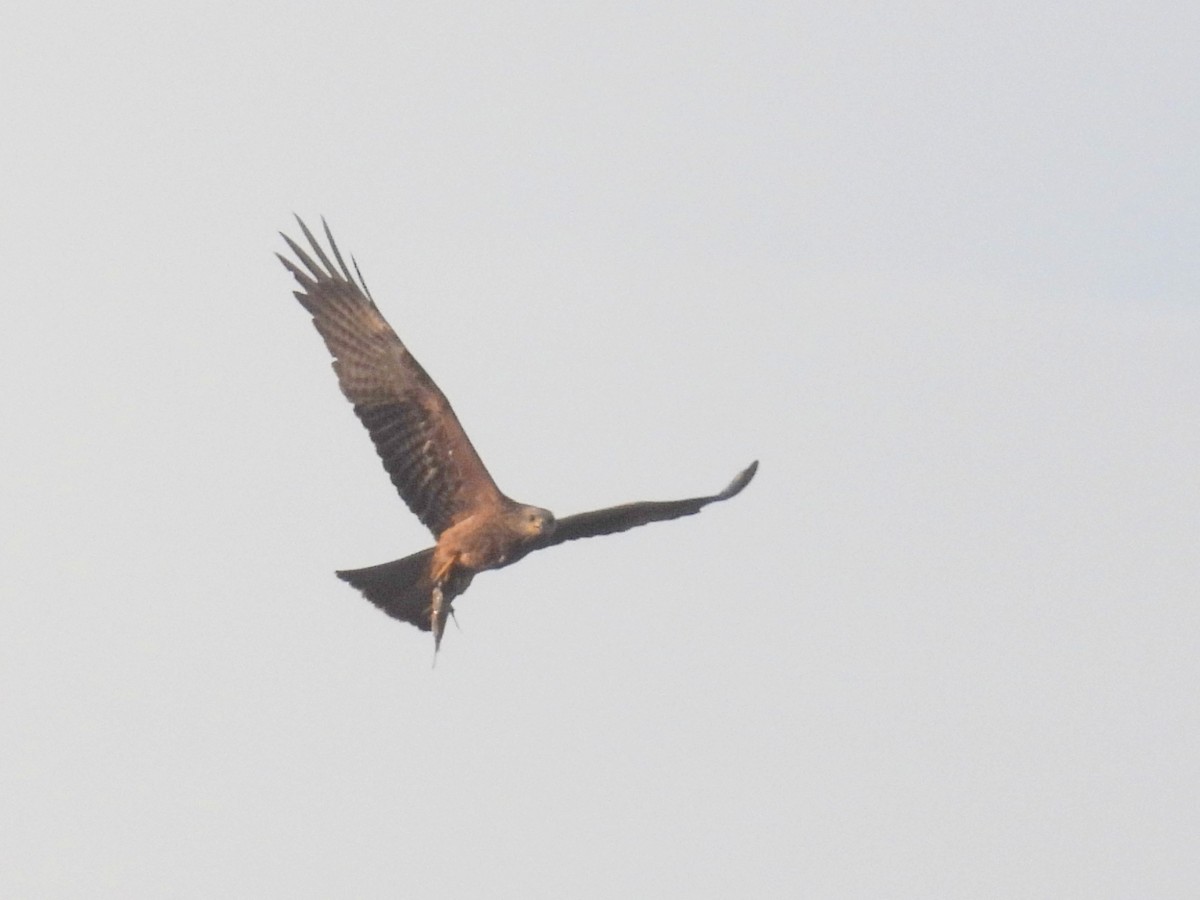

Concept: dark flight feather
[[278, 217, 503, 537]]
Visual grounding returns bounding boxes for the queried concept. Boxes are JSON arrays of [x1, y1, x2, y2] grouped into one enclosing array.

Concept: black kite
[[278, 218, 757, 650]]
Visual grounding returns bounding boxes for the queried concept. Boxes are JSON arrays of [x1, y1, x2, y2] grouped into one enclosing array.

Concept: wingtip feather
[[717, 460, 758, 501]]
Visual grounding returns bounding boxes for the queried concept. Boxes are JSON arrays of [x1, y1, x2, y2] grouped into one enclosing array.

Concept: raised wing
[[278, 217, 505, 536], [533, 461, 757, 551]]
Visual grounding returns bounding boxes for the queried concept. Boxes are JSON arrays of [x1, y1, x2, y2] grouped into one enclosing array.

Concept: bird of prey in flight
[[278, 218, 757, 651]]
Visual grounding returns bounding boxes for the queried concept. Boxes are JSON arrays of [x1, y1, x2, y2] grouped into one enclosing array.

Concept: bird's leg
[[430, 553, 455, 584]]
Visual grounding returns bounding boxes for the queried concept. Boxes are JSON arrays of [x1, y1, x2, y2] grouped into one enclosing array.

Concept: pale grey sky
[[2, 2, 1198, 897]]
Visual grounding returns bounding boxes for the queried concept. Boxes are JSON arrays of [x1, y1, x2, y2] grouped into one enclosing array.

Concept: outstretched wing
[[278, 217, 504, 536], [532, 461, 758, 552]]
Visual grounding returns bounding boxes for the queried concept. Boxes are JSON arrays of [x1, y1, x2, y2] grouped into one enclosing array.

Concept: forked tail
[[336, 549, 471, 649], [337, 549, 438, 631]]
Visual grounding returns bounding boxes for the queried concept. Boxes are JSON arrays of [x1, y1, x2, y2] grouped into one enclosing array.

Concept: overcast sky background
[[3, 2, 1199, 897]]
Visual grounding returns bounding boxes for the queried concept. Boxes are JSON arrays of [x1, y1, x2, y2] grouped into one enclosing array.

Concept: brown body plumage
[[279, 218, 756, 650]]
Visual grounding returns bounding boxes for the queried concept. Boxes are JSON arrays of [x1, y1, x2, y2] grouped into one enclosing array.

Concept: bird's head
[[514, 504, 556, 540]]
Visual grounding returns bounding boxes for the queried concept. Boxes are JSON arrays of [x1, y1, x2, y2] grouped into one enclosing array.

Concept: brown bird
[[278, 218, 757, 650]]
